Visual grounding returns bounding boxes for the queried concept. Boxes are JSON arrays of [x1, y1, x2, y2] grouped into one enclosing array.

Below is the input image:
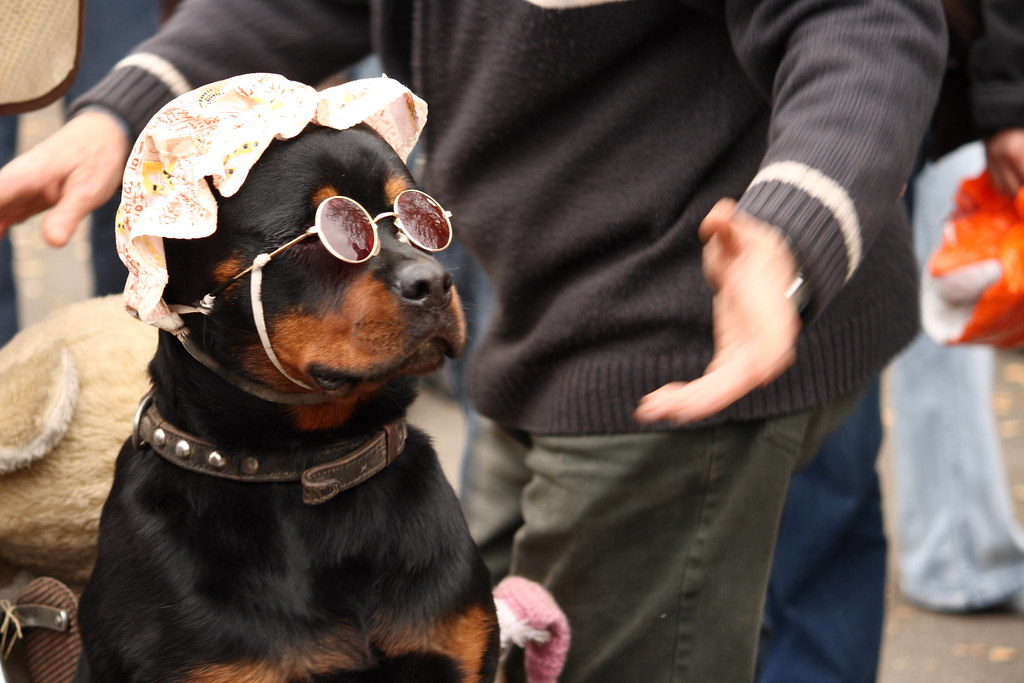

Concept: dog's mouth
[[306, 365, 360, 393], [306, 335, 460, 393]]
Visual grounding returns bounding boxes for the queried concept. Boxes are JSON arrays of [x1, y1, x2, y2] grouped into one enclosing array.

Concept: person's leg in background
[[67, 0, 160, 297], [457, 243, 889, 678], [0, 118, 19, 346], [461, 414, 529, 582], [758, 378, 887, 683], [889, 141, 1024, 612], [487, 388, 864, 683]]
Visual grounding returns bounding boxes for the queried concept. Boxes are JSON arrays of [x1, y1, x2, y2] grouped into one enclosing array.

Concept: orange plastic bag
[[924, 171, 1024, 347]]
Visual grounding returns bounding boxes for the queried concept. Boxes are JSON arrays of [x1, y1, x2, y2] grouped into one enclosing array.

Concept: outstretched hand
[[634, 199, 803, 425], [0, 109, 130, 246]]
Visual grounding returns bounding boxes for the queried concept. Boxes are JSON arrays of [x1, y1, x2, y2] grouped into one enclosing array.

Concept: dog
[[73, 121, 500, 682]]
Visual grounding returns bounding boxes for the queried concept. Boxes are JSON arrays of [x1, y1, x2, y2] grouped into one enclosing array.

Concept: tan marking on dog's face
[[233, 339, 377, 431], [235, 273, 403, 386], [311, 184, 340, 207], [444, 287, 466, 355], [286, 382, 383, 432], [374, 603, 497, 682], [212, 254, 249, 289], [276, 274, 409, 374], [385, 175, 413, 204], [235, 271, 464, 431]]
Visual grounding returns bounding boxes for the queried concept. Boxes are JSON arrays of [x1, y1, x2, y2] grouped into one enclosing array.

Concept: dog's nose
[[394, 259, 453, 307]]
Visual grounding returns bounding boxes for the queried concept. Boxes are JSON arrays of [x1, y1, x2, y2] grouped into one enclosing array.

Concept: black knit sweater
[[970, 0, 1024, 134], [74, 0, 947, 434]]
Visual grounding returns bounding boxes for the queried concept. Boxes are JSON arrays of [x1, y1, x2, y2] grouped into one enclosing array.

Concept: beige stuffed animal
[[0, 295, 156, 587]]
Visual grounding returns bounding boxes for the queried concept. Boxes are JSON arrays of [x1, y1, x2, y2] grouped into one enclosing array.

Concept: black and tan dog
[[74, 124, 499, 682]]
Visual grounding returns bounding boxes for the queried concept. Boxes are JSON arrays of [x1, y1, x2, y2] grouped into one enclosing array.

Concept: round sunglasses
[[311, 188, 453, 262], [204, 189, 453, 300]]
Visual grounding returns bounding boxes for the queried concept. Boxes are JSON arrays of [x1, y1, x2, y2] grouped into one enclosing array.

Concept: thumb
[[698, 198, 739, 245], [41, 191, 95, 247]]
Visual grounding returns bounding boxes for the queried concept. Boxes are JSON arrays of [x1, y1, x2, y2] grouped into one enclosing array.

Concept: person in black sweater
[[0, 1, 946, 680]]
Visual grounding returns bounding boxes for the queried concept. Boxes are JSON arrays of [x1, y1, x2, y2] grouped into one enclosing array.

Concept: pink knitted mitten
[[493, 577, 570, 683]]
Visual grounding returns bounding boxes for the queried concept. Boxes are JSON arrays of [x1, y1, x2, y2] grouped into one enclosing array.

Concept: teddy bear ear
[[0, 340, 78, 474]]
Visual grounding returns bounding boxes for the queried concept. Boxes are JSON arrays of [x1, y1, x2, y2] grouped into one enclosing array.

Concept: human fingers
[[697, 198, 739, 244], [985, 128, 1024, 197], [0, 154, 63, 236], [634, 276, 799, 425], [635, 201, 801, 424], [41, 182, 106, 247], [634, 339, 796, 425], [0, 110, 128, 245]]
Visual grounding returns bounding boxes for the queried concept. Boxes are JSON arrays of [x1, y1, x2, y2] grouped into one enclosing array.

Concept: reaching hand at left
[[634, 198, 803, 425]]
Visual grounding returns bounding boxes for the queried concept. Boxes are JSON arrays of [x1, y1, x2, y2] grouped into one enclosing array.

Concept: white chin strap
[[249, 253, 317, 389]]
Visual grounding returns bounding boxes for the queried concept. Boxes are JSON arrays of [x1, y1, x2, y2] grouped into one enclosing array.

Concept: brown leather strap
[[301, 421, 406, 505], [134, 397, 406, 505]]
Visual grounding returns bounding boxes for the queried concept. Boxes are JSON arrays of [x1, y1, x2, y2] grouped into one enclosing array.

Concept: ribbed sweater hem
[[472, 305, 917, 435]]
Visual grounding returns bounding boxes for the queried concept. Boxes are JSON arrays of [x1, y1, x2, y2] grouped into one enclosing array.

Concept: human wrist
[[72, 105, 132, 141]]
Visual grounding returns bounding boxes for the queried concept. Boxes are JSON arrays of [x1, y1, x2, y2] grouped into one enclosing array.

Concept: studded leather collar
[[131, 394, 407, 505]]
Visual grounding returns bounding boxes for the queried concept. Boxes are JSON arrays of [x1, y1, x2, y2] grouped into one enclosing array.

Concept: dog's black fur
[[75, 125, 499, 682]]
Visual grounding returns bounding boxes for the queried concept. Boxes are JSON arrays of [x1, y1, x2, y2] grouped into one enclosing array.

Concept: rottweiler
[[74, 123, 499, 682]]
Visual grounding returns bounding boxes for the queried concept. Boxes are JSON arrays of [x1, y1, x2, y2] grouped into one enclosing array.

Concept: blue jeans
[[0, 0, 157, 346], [0, 119, 17, 345], [758, 378, 886, 683], [888, 142, 1024, 610]]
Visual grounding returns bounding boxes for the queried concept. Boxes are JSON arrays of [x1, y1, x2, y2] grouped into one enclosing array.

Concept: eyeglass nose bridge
[[372, 208, 451, 253], [371, 210, 420, 250]]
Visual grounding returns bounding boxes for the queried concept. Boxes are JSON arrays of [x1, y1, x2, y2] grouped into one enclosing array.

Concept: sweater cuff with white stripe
[[738, 162, 860, 323], [68, 60, 190, 143]]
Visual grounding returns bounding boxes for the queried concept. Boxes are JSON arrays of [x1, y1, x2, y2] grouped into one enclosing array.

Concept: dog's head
[[161, 124, 465, 424]]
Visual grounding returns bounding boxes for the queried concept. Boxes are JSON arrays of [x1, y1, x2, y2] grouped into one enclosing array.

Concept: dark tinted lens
[[317, 197, 376, 262], [395, 191, 451, 251]]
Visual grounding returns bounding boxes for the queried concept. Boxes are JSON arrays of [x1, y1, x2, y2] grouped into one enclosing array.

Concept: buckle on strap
[[301, 421, 407, 505]]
